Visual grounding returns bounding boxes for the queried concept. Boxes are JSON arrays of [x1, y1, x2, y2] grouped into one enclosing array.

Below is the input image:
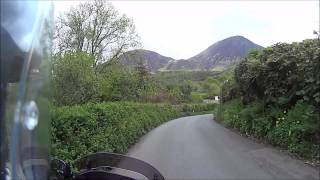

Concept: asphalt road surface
[[127, 114, 319, 180]]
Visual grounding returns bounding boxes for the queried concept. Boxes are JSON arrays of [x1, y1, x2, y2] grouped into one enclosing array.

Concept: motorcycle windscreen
[[0, 1, 53, 179]]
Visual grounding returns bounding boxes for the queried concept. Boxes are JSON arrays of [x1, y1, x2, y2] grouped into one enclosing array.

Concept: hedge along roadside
[[50, 102, 216, 165], [218, 99, 320, 161]]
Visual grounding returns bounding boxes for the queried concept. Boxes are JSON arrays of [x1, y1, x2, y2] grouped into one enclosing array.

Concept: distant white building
[[203, 96, 219, 104]]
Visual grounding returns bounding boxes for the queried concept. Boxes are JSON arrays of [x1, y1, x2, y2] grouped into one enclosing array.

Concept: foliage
[[97, 62, 140, 101], [51, 51, 98, 106], [218, 99, 320, 159], [51, 51, 209, 105], [234, 51, 264, 102], [200, 79, 220, 98], [179, 103, 217, 113], [267, 101, 320, 158], [54, 0, 140, 65], [219, 98, 243, 127], [219, 39, 320, 161], [151, 68, 235, 104], [135, 60, 150, 92], [51, 102, 215, 166], [154, 71, 221, 84], [166, 83, 192, 104], [190, 92, 206, 103], [51, 102, 179, 165], [220, 78, 241, 102], [234, 39, 320, 108]]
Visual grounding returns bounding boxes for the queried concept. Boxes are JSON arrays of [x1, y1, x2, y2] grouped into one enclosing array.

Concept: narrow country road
[[127, 114, 319, 180]]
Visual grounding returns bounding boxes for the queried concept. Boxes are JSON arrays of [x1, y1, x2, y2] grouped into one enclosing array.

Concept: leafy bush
[[180, 103, 217, 113], [218, 99, 320, 159], [190, 92, 206, 103], [267, 101, 320, 158], [52, 51, 98, 106], [234, 39, 320, 108], [220, 39, 320, 160], [221, 79, 241, 103], [52, 51, 199, 105], [51, 102, 213, 166], [238, 102, 264, 134], [97, 62, 141, 101], [219, 99, 243, 127]]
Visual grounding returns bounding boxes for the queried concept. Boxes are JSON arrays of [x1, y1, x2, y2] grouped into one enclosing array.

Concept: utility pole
[[314, 0, 320, 40], [218, 85, 223, 121], [218, 80, 229, 121]]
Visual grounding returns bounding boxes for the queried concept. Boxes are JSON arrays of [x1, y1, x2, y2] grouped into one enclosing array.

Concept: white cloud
[[54, 1, 318, 59]]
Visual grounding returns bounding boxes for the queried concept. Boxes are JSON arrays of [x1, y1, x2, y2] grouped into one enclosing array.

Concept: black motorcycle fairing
[[75, 152, 164, 180], [75, 170, 136, 180]]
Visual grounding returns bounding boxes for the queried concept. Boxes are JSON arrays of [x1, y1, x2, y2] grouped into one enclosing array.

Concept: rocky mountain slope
[[119, 36, 263, 72]]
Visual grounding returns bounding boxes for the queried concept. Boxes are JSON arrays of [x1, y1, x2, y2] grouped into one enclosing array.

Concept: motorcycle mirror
[[50, 159, 72, 180]]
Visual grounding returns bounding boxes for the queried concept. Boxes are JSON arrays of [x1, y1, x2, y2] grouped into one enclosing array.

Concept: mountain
[[119, 36, 263, 72], [167, 36, 263, 71], [118, 49, 174, 72]]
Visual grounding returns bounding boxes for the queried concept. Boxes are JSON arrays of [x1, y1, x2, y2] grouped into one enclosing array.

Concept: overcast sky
[[54, 1, 319, 59]]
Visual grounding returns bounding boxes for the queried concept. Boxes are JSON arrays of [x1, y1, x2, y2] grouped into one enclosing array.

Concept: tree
[[54, 0, 140, 67], [97, 62, 140, 101], [52, 51, 98, 106], [179, 83, 192, 101], [135, 60, 150, 91]]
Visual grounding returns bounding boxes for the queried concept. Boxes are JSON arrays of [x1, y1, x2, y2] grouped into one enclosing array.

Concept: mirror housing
[[50, 159, 72, 180]]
